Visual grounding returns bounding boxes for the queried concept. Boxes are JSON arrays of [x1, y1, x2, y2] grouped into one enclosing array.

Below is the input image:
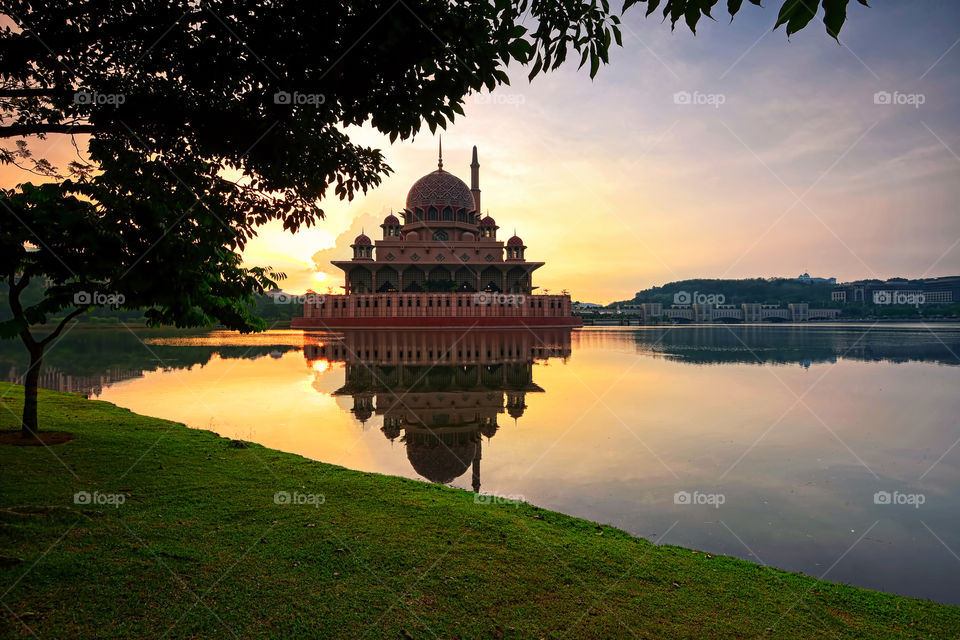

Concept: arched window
[[428, 207, 438, 220], [432, 230, 449, 241]]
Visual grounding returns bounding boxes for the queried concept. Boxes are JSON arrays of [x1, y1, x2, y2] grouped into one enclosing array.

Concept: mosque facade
[[292, 145, 581, 329]]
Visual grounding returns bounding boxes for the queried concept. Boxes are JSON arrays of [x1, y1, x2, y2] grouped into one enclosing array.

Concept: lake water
[[3, 323, 959, 605]]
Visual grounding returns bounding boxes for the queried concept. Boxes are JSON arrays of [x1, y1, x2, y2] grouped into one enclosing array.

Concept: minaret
[[470, 145, 481, 213]]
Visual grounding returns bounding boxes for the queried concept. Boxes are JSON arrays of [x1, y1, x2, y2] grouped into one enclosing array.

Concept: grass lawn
[[0, 382, 957, 639]]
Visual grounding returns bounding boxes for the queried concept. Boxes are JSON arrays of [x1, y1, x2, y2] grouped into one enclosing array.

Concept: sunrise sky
[[4, 3, 959, 304]]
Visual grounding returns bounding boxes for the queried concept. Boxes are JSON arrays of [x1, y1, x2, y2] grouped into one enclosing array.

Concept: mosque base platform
[[291, 316, 583, 330]]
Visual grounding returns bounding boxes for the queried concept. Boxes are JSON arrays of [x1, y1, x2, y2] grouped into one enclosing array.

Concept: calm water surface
[[4, 323, 959, 604]]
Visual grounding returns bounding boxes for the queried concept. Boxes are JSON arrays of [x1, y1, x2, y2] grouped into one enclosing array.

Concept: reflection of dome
[[406, 170, 475, 212], [480, 422, 498, 438], [383, 213, 399, 225], [480, 215, 496, 227], [507, 235, 523, 246], [354, 407, 372, 422], [507, 405, 525, 419], [353, 233, 371, 246], [406, 441, 476, 484]]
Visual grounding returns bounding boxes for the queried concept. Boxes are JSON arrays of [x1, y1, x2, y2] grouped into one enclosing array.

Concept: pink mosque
[[293, 144, 581, 329]]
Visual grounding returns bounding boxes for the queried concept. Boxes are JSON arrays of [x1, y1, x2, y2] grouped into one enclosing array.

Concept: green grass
[[0, 383, 957, 639]]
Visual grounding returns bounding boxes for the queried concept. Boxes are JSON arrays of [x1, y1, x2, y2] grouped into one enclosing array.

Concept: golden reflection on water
[[89, 325, 960, 604]]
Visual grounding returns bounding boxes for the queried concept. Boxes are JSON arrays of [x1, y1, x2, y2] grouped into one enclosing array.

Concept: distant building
[[831, 276, 960, 306], [572, 302, 604, 312], [626, 301, 838, 323], [796, 273, 837, 285]]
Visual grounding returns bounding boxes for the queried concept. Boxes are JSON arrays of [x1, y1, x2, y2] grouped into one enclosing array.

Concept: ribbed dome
[[507, 235, 524, 246], [353, 233, 371, 246], [383, 213, 399, 225], [406, 169, 476, 212], [480, 215, 496, 227]]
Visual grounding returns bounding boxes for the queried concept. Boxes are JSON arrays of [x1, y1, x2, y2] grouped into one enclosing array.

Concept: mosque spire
[[470, 144, 481, 212], [438, 136, 443, 171]]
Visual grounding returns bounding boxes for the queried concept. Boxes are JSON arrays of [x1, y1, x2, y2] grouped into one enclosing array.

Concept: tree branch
[[39, 307, 87, 346], [7, 271, 36, 348], [0, 89, 65, 98], [0, 124, 103, 138]]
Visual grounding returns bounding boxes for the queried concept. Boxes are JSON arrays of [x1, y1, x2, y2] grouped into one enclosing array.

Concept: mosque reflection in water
[[303, 329, 571, 490]]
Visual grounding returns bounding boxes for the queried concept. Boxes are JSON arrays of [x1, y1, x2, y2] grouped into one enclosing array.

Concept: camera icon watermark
[[674, 490, 725, 509], [73, 91, 126, 106], [273, 91, 325, 106], [673, 290, 725, 305], [872, 291, 925, 306], [673, 90, 725, 109], [473, 93, 526, 107], [873, 490, 924, 509], [474, 491, 524, 506], [74, 490, 126, 508], [274, 490, 325, 507], [473, 292, 525, 307], [271, 292, 325, 305], [74, 291, 125, 306], [873, 91, 925, 109]]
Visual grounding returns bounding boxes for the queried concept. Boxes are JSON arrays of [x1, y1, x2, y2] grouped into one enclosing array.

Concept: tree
[[0, 176, 276, 438], [0, 0, 863, 437]]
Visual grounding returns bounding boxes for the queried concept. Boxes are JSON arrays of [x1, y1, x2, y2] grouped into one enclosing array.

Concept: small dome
[[507, 235, 524, 247], [480, 215, 496, 227], [406, 169, 476, 212], [353, 233, 371, 246], [507, 404, 525, 418], [383, 214, 399, 225], [479, 422, 498, 438]]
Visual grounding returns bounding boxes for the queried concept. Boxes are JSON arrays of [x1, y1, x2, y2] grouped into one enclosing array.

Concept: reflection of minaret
[[472, 439, 481, 493], [351, 392, 374, 426], [505, 391, 526, 420], [470, 145, 481, 212]]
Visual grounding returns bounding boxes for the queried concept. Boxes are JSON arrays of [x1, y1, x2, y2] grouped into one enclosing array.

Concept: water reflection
[[0, 328, 301, 396], [304, 330, 571, 489], [2, 324, 959, 604], [579, 324, 960, 366]]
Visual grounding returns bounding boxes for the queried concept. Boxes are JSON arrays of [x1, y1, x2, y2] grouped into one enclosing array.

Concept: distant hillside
[[613, 278, 835, 307]]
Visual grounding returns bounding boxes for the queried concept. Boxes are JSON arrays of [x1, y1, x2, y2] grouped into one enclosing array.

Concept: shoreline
[[1, 382, 957, 638]]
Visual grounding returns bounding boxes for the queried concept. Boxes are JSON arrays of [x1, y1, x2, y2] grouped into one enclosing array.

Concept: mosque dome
[[353, 233, 371, 246], [405, 169, 476, 213], [507, 235, 524, 247], [480, 215, 496, 227], [383, 213, 399, 225]]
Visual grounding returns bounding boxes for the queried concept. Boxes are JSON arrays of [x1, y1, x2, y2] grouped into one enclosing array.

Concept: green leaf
[[774, 0, 818, 36], [685, 5, 702, 33], [527, 55, 544, 81], [822, 0, 848, 39]]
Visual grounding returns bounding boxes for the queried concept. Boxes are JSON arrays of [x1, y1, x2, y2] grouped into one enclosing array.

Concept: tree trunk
[[21, 345, 43, 439]]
